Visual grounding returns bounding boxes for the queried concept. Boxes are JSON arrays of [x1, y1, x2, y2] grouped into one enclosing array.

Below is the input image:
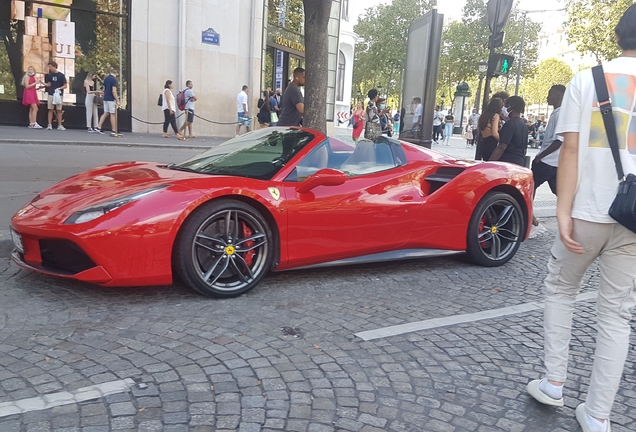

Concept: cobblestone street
[[1, 218, 635, 432]]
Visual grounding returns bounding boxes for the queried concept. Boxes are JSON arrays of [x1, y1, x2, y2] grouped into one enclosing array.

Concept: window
[[0, 0, 129, 106], [287, 137, 403, 181], [336, 51, 346, 102], [342, 0, 349, 22], [175, 129, 315, 181]]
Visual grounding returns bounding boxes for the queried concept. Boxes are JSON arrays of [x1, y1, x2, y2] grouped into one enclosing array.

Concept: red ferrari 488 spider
[[11, 128, 534, 297]]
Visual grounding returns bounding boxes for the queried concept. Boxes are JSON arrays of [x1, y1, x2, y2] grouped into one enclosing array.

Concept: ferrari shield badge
[[268, 187, 281, 201]]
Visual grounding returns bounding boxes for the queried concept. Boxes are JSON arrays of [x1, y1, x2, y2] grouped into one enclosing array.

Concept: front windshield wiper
[[165, 163, 202, 174]]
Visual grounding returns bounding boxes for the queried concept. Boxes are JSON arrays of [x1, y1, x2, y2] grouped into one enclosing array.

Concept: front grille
[[39, 239, 97, 275]]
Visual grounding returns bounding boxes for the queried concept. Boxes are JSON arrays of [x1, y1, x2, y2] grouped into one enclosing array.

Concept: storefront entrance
[[0, 0, 131, 130], [265, 46, 305, 92]]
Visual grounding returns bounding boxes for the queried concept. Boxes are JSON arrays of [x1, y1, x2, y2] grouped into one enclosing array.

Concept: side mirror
[[296, 168, 346, 194]]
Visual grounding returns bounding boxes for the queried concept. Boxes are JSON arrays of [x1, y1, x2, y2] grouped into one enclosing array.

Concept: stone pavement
[[1, 219, 635, 432]]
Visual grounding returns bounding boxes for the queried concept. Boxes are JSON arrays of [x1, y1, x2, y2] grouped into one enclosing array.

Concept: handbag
[[364, 106, 381, 140], [94, 94, 104, 105], [270, 112, 278, 123], [592, 65, 636, 233]]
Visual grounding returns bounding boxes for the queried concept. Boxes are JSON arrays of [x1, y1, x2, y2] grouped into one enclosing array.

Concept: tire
[[466, 192, 524, 267], [173, 199, 274, 298]]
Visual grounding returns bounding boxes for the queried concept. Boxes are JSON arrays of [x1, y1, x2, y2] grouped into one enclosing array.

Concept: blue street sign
[[202, 28, 220, 46]]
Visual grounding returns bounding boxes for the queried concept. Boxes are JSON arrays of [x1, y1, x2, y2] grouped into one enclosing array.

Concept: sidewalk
[[0, 125, 225, 149]]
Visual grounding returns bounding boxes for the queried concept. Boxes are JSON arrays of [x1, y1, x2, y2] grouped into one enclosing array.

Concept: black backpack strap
[[592, 65, 625, 180]]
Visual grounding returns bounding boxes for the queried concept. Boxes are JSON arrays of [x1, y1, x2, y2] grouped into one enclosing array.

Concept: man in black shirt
[[44, 60, 67, 130], [489, 96, 528, 166], [277, 67, 305, 127]]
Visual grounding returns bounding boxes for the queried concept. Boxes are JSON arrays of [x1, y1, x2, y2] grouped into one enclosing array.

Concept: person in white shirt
[[432, 106, 444, 144], [531, 85, 565, 225], [236, 85, 251, 136], [526, 6, 636, 432], [178, 80, 197, 139], [411, 97, 423, 131], [161, 80, 183, 140]]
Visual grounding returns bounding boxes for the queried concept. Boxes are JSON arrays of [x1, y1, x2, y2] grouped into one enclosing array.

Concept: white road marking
[[0, 378, 135, 418], [355, 291, 598, 341]]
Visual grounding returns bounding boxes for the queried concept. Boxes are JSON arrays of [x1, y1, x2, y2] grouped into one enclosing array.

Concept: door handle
[[399, 195, 414, 202]]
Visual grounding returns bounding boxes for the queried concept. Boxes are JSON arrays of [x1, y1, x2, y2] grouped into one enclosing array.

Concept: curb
[[0, 139, 212, 150]]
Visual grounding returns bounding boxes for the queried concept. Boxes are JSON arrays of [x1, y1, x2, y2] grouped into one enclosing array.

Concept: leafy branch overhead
[[564, 0, 633, 64]]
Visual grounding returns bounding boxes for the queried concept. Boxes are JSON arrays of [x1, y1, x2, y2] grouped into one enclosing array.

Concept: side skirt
[[290, 248, 464, 271]]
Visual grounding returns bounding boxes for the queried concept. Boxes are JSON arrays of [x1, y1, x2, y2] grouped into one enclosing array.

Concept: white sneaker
[[526, 379, 564, 407], [46, 124, 52, 130], [528, 224, 548, 239], [33, 123, 43, 129], [57, 125, 66, 131], [576, 404, 610, 432]]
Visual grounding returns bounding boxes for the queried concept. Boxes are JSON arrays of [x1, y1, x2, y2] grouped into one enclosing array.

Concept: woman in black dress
[[488, 96, 528, 166], [257, 90, 271, 127], [476, 97, 502, 161]]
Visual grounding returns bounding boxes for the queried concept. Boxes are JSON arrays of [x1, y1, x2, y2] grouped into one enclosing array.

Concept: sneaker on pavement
[[87, 128, 95, 133], [528, 224, 548, 239], [94, 128, 105, 135], [33, 123, 43, 129], [28, 123, 34, 129], [576, 404, 610, 432], [526, 379, 564, 407], [57, 125, 66, 131], [46, 124, 52, 130]]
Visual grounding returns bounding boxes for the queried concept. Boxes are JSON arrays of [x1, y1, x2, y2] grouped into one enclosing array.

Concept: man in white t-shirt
[[432, 106, 444, 144], [526, 6, 636, 432], [178, 80, 197, 139], [236, 85, 251, 136], [531, 84, 566, 226], [411, 97, 423, 131]]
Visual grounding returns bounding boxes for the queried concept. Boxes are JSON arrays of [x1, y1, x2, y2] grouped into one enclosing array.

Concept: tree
[[302, 0, 332, 132], [436, 0, 541, 105], [352, 0, 435, 104], [520, 58, 573, 105], [564, 0, 633, 64]]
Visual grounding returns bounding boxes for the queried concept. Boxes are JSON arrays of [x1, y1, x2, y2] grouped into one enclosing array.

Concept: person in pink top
[[22, 66, 42, 129]]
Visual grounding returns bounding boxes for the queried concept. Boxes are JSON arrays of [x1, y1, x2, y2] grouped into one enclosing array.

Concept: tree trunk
[[302, 0, 332, 133]]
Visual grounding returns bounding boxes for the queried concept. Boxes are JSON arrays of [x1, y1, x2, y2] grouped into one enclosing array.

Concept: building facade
[[0, 0, 355, 136]]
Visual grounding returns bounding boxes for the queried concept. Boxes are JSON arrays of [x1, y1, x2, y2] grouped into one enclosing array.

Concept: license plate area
[[10, 229, 25, 254]]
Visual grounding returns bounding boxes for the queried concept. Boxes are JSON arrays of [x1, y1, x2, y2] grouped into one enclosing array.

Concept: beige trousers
[[544, 218, 636, 419]]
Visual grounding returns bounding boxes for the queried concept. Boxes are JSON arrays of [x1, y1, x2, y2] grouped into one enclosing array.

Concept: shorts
[[238, 112, 251, 128], [103, 100, 117, 114], [186, 109, 195, 123], [532, 160, 558, 194], [47, 95, 62, 110]]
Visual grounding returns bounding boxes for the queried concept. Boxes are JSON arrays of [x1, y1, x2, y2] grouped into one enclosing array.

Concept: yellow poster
[[32, 0, 73, 21]]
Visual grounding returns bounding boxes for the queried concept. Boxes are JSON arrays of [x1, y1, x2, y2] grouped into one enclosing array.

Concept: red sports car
[[11, 128, 534, 297]]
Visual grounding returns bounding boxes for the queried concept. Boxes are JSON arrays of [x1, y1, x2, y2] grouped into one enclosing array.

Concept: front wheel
[[173, 200, 274, 298], [466, 192, 524, 267]]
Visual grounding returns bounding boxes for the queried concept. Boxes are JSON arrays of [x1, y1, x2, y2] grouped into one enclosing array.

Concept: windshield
[[174, 128, 315, 180]]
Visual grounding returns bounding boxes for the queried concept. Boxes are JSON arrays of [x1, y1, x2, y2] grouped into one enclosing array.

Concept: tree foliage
[[564, 0, 632, 64], [519, 58, 573, 105], [437, 0, 541, 107], [352, 0, 435, 103]]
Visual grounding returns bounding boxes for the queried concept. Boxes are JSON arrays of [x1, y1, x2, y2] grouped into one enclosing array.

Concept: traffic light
[[489, 54, 515, 77]]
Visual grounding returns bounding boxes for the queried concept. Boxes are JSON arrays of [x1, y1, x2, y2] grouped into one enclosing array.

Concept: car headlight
[[64, 185, 170, 225]]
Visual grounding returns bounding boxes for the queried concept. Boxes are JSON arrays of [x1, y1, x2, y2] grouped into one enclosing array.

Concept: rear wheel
[[174, 200, 273, 298], [466, 192, 524, 267]]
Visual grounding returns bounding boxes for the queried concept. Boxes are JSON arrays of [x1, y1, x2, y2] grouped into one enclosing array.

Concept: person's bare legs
[[187, 123, 194, 138], [47, 109, 54, 127], [29, 104, 37, 125], [56, 110, 63, 126], [98, 112, 110, 130], [236, 124, 241, 136]]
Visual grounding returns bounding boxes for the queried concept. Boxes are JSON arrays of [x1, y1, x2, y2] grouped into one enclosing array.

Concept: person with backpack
[[178, 80, 197, 139], [160, 80, 183, 139]]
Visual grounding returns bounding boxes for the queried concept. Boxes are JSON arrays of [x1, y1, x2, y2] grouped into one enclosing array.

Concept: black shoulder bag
[[592, 65, 636, 233]]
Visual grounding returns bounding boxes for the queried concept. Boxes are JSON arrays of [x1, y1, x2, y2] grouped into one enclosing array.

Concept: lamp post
[[474, 59, 488, 111]]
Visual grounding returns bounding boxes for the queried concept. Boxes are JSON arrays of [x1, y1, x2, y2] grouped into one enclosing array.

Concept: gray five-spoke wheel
[[192, 209, 269, 292], [466, 192, 524, 267], [175, 200, 274, 298]]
